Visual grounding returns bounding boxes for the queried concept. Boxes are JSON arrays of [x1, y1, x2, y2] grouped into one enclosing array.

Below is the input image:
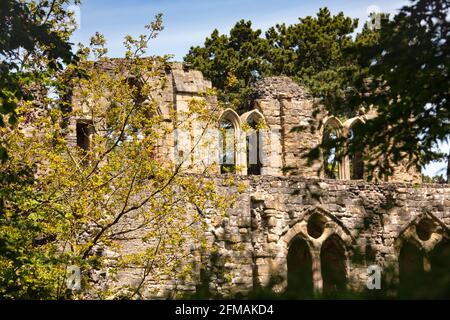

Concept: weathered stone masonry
[[203, 176, 450, 297], [69, 61, 449, 298], [107, 175, 450, 298]]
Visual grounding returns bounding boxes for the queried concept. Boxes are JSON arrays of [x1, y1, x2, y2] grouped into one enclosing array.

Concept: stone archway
[[267, 206, 355, 296], [218, 108, 242, 174], [286, 236, 314, 298], [395, 213, 450, 299], [429, 239, 450, 298], [322, 117, 343, 180], [398, 241, 427, 299], [240, 110, 267, 176], [321, 234, 347, 297], [344, 117, 365, 180]]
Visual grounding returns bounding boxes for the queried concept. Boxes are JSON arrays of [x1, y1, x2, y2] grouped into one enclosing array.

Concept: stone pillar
[[252, 77, 323, 178]]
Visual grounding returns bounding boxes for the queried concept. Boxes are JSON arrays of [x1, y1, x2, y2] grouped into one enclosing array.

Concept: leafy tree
[[1, 11, 231, 299], [184, 8, 359, 112], [185, 20, 270, 112], [0, 0, 79, 298], [422, 174, 447, 184], [304, 13, 385, 116], [264, 8, 365, 118], [265, 8, 357, 79], [334, 0, 450, 179], [0, 0, 78, 162]]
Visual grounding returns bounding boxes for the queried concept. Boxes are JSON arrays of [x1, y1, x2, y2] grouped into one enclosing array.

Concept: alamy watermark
[[66, 265, 81, 291], [366, 5, 382, 31], [366, 264, 382, 290]]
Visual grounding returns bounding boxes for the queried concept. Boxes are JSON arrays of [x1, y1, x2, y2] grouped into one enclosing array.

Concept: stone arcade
[[69, 61, 450, 298]]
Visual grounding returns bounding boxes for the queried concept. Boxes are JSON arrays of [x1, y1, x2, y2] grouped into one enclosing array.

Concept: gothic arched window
[[246, 117, 263, 175], [322, 127, 340, 179], [219, 118, 236, 173], [348, 119, 364, 180]]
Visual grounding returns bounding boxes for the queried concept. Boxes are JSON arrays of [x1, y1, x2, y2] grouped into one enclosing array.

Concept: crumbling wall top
[[171, 62, 212, 93], [252, 76, 311, 100]]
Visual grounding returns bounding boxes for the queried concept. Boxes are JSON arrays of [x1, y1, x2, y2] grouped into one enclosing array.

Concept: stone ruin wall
[[204, 175, 450, 297], [67, 61, 420, 183], [103, 175, 450, 298], [64, 62, 446, 298], [252, 76, 323, 178], [66, 61, 220, 172]]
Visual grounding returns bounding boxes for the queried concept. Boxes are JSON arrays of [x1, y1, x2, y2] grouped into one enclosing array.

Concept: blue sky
[[71, 0, 411, 60], [70, 0, 447, 176]]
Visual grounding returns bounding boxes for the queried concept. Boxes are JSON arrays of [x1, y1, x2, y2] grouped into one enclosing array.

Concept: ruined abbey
[[69, 61, 450, 299]]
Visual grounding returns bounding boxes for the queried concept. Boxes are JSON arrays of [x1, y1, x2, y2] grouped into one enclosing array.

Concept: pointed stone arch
[[218, 109, 242, 173], [398, 240, 427, 298], [428, 239, 450, 298], [322, 116, 344, 179], [219, 108, 241, 128], [395, 212, 450, 254], [322, 116, 344, 137], [280, 206, 355, 256], [302, 206, 356, 246], [343, 116, 365, 130], [240, 109, 267, 126], [286, 236, 314, 298], [240, 109, 269, 175], [395, 212, 450, 298], [321, 234, 348, 297], [343, 117, 366, 180], [272, 207, 354, 294]]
